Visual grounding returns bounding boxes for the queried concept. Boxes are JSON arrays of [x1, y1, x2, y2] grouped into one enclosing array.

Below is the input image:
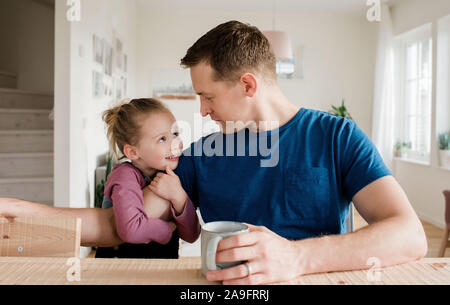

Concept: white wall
[[0, 0, 54, 92], [436, 15, 450, 134], [54, 0, 139, 208], [54, 1, 71, 206], [394, 161, 450, 228], [390, 0, 450, 229], [390, 0, 450, 36], [277, 13, 378, 135], [70, 0, 138, 208], [135, 9, 378, 136]]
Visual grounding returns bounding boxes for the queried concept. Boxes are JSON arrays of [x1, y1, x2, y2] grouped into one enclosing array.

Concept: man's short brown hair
[[180, 20, 276, 83]]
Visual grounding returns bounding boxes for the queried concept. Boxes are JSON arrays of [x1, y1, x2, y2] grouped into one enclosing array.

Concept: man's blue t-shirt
[[174, 108, 391, 240]]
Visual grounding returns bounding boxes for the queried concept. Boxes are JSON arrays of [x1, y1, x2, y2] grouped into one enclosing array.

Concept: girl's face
[[133, 111, 183, 172]]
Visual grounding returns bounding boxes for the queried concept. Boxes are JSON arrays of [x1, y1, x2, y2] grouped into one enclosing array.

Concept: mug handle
[[206, 235, 223, 271]]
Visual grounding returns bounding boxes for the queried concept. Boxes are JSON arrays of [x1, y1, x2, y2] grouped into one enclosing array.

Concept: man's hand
[[0, 198, 19, 218], [148, 166, 188, 214], [168, 221, 177, 232], [205, 224, 305, 285]]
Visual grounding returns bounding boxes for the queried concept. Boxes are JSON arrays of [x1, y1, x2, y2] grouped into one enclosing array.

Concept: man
[[0, 20, 427, 285], [171, 20, 427, 284]]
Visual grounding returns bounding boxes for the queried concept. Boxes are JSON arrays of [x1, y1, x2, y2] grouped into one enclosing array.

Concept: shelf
[[394, 157, 430, 166]]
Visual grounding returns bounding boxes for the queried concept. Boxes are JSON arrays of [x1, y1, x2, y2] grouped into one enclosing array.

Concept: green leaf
[[328, 98, 352, 120]]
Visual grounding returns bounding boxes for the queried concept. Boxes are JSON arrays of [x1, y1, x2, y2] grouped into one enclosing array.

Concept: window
[[395, 24, 433, 163], [405, 38, 432, 157], [394, 15, 450, 167], [436, 15, 450, 148], [276, 46, 303, 79], [276, 55, 295, 77]]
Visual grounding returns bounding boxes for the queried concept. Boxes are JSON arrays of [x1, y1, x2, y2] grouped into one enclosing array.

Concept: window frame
[[394, 23, 433, 164]]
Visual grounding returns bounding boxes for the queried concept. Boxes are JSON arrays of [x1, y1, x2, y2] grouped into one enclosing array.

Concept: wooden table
[[0, 257, 449, 285]]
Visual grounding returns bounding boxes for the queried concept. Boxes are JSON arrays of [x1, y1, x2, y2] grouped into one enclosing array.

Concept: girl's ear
[[123, 144, 139, 161]]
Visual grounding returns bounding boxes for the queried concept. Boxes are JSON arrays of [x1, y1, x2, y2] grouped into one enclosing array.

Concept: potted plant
[[329, 99, 353, 120], [394, 140, 411, 158], [95, 155, 115, 208], [438, 131, 450, 168]]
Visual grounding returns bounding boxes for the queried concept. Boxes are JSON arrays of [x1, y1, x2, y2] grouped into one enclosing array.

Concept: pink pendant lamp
[[263, 0, 293, 62], [262, 30, 293, 61]]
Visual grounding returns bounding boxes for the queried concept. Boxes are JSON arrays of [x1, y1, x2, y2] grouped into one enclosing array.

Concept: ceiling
[[29, 0, 404, 14], [136, 0, 399, 14]]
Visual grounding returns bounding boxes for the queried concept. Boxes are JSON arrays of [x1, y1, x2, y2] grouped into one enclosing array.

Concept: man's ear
[[123, 144, 139, 161], [240, 73, 258, 98]]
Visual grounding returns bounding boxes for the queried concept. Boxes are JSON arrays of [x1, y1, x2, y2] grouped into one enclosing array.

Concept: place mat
[[290, 258, 450, 285], [0, 257, 449, 285], [0, 257, 211, 285]]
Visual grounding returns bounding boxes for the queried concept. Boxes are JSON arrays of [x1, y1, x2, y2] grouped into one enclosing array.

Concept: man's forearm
[[294, 216, 428, 276], [0, 198, 123, 248]]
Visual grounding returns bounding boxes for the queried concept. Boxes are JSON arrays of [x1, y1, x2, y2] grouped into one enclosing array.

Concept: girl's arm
[[142, 186, 199, 242], [147, 167, 201, 243], [107, 166, 174, 245], [170, 196, 201, 243], [110, 184, 174, 244]]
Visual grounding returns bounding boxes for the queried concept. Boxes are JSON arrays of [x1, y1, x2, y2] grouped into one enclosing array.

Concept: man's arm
[[205, 176, 428, 285], [142, 186, 172, 221], [297, 175, 427, 275], [0, 197, 123, 248]]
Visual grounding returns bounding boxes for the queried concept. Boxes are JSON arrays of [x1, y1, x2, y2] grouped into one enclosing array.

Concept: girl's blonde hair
[[102, 98, 170, 159]]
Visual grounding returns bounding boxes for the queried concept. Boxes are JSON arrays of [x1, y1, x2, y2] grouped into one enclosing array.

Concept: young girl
[[96, 98, 200, 258]]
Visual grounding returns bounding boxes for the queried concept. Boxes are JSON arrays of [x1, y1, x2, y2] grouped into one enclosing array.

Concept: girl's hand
[[148, 166, 188, 214]]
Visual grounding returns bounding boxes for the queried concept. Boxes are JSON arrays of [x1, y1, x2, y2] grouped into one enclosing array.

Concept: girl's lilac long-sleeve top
[[104, 162, 200, 245]]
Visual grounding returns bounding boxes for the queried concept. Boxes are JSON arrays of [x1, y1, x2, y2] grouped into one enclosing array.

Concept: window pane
[[407, 43, 418, 80], [276, 55, 295, 77], [404, 37, 433, 158], [436, 15, 450, 136], [407, 115, 417, 149], [420, 38, 432, 79], [419, 78, 432, 114], [406, 79, 418, 115], [419, 78, 432, 153]]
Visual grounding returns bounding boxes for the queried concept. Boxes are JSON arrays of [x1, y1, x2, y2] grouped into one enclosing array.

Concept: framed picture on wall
[[115, 39, 123, 71], [93, 35, 104, 65], [103, 77, 113, 98], [152, 69, 196, 101], [104, 42, 113, 76], [115, 77, 123, 100], [93, 71, 103, 98]]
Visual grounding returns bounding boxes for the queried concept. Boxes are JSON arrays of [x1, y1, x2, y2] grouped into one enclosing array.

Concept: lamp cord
[[272, 0, 276, 30]]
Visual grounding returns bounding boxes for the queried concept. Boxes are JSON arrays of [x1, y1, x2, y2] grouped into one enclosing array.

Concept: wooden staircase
[[0, 71, 54, 206]]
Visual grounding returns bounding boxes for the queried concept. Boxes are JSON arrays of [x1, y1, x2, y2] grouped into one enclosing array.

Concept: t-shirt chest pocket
[[284, 167, 331, 220]]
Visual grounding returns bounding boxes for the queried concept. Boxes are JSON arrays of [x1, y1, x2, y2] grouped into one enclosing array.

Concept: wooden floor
[[354, 211, 450, 258]]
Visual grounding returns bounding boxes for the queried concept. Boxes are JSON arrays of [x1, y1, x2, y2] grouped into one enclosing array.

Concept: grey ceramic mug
[[201, 221, 249, 276]]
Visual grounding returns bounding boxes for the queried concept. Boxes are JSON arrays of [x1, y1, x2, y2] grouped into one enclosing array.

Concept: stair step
[[0, 153, 53, 178], [0, 176, 53, 204], [0, 88, 53, 110], [0, 108, 53, 130], [0, 70, 17, 89], [0, 130, 53, 153]]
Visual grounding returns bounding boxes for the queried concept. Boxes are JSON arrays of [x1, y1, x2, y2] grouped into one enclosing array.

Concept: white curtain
[[372, 4, 395, 171]]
